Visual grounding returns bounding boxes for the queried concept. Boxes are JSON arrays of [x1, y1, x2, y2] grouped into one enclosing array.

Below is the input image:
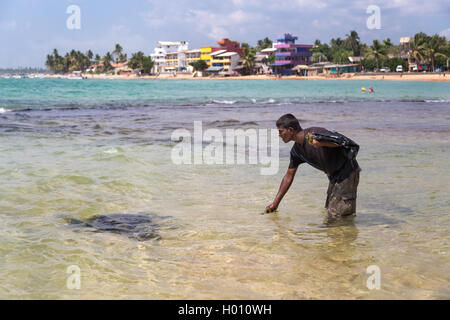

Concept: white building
[[150, 41, 189, 73]]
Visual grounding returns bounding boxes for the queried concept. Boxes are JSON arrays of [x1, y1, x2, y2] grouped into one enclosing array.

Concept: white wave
[[425, 99, 450, 103], [0, 108, 8, 114], [250, 98, 257, 103], [212, 100, 237, 104], [104, 148, 119, 154]]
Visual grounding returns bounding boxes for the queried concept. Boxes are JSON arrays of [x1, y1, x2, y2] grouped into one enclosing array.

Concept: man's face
[[278, 126, 294, 143]]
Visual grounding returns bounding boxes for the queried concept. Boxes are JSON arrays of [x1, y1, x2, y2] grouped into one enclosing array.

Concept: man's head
[[276, 114, 302, 143]]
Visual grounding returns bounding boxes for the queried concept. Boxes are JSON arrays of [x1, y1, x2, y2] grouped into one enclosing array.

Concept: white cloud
[[439, 28, 450, 38], [0, 20, 17, 31], [267, 0, 327, 11], [111, 24, 126, 32], [350, 0, 445, 15], [182, 9, 271, 40]]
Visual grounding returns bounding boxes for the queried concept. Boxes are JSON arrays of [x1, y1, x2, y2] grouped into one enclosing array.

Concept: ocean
[[0, 78, 449, 299]]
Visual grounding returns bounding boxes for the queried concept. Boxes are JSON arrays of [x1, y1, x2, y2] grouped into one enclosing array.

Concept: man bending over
[[266, 114, 361, 218]]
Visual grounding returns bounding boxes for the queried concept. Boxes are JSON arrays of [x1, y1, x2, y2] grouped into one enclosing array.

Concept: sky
[[0, 0, 449, 68]]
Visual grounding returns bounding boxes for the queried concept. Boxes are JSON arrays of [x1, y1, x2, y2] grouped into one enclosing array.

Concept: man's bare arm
[[265, 167, 298, 212]]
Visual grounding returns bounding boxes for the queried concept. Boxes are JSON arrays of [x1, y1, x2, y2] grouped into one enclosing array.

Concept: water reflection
[[322, 214, 359, 249]]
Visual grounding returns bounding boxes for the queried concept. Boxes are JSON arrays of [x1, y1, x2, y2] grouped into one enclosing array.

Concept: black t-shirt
[[289, 127, 359, 183]]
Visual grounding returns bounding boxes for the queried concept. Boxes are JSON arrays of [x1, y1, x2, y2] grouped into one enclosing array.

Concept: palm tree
[[409, 33, 428, 65], [366, 40, 385, 71], [45, 54, 55, 72], [113, 44, 123, 63], [332, 47, 353, 64], [128, 51, 145, 71], [118, 53, 127, 63], [241, 44, 256, 74], [420, 34, 447, 71], [256, 37, 273, 51], [51, 49, 64, 73], [102, 52, 113, 72], [86, 50, 93, 64], [142, 56, 154, 74], [383, 38, 393, 48], [311, 52, 327, 63], [345, 30, 361, 56], [330, 37, 344, 48]]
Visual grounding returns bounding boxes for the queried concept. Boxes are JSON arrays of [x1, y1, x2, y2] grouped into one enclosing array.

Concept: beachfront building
[[399, 37, 418, 71], [210, 51, 240, 74], [323, 64, 361, 76], [201, 46, 221, 67], [201, 38, 244, 67], [111, 61, 133, 75], [164, 49, 202, 72], [304, 62, 331, 76], [150, 41, 189, 73], [255, 48, 276, 74], [185, 49, 201, 65], [217, 38, 243, 57], [272, 33, 312, 75], [164, 52, 180, 72]]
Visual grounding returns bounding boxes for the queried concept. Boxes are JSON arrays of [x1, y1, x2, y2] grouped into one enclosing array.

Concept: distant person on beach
[[266, 114, 361, 219]]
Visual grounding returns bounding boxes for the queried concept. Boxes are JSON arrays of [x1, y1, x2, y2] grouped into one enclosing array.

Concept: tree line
[[45, 43, 154, 74], [45, 32, 449, 74], [311, 31, 449, 71]]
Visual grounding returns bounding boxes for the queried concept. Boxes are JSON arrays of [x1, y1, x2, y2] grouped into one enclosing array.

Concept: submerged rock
[[66, 213, 172, 241]]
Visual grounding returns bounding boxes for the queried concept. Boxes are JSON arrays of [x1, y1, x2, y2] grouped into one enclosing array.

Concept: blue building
[[272, 33, 313, 75]]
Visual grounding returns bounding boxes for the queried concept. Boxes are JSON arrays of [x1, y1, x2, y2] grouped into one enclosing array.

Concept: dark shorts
[[325, 168, 361, 217]]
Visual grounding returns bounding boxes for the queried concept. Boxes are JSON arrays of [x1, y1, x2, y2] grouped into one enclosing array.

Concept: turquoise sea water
[[0, 79, 449, 299], [1, 78, 449, 109]]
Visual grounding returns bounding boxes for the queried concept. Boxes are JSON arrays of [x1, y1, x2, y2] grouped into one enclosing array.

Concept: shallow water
[[0, 79, 449, 299]]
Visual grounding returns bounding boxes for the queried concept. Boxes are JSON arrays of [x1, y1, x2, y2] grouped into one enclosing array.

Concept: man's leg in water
[[326, 168, 361, 218]]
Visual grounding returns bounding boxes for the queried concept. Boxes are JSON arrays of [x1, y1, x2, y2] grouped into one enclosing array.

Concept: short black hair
[[276, 114, 302, 132]]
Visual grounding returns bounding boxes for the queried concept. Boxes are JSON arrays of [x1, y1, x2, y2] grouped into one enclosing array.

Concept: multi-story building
[[217, 38, 243, 57], [185, 49, 201, 65], [165, 52, 179, 72], [201, 38, 244, 67], [185, 49, 201, 72], [200, 46, 221, 67], [272, 33, 312, 75], [210, 51, 239, 72], [164, 49, 201, 72], [150, 41, 189, 73]]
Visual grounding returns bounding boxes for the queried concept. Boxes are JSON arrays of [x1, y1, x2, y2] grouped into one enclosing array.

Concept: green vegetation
[[189, 60, 208, 71], [241, 42, 257, 74], [44, 32, 449, 75], [311, 31, 449, 71], [45, 44, 153, 74], [128, 51, 154, 74]]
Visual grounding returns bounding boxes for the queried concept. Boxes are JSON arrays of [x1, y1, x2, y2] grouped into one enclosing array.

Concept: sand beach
[[61, 72, 450, 82]]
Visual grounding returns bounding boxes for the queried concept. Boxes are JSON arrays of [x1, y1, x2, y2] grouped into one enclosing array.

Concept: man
[[266, 114, 361, 218]]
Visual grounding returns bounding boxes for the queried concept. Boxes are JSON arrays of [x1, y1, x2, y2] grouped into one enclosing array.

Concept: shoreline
[[54, 73, 450, 82]]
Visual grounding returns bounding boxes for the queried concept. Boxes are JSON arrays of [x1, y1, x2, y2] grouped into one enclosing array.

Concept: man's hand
[[265, 203, 278, 213], [306, 133, 320, 146], [306, 133, 339, 148]]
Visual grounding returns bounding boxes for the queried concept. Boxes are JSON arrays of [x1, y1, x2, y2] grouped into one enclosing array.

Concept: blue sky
[[1, 0, 449, 68]]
